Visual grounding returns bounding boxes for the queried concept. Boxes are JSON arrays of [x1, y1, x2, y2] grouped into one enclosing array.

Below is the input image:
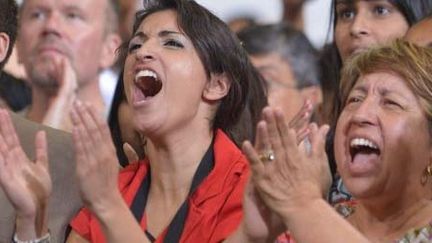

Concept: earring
[[421, 164, 432, 185]]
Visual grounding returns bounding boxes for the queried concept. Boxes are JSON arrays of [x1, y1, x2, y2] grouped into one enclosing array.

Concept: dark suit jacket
[[0, 113, 82, 243]]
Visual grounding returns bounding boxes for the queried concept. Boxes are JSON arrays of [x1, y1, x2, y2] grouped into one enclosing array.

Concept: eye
[[128, 43, 141, 53], [29, 9, 45, 20], [347, 96, 362, 104], [66, 12, 82, 20], [164, 39, 184, 48], [373, 5, 390, 16], [383, 99, 402, 109], [337, 7, 355, 21]]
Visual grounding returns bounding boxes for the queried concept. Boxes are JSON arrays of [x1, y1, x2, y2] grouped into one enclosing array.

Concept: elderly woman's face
[[334, 72, 431, 199], [122, 9, 210, 135], [334, 0, 409, 62]]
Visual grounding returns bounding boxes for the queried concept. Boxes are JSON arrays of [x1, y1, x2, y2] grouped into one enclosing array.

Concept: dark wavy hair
[[0, 0, 18, 69], [117, 0, 267, 147]]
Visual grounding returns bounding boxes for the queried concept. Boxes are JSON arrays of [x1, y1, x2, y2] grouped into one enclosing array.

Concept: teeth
[[135, 70, 158, 81], [350, 138, 378, 150]]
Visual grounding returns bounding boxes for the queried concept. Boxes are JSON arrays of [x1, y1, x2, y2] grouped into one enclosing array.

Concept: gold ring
[[258, 149, 275, 162]]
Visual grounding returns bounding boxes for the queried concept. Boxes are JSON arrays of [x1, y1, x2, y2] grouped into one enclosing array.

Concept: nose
[[350, 98, 377, 127], [350, 12, 370, 38], [134, 42, 156, 62], [41, 12, 62, 38]]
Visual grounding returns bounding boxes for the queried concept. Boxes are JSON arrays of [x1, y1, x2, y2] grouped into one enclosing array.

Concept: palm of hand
[[0, 148, 51, 217], [71, 102, 121, 212], [0, 110, 50, 219]]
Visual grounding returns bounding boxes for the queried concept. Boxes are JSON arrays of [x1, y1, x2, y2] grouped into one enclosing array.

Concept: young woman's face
[[334, 0, 409, 62], [122, 10, 210, 136]]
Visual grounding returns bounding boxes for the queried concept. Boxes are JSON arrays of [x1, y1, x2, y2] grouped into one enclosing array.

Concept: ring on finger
[[258, 149, 275, 162]]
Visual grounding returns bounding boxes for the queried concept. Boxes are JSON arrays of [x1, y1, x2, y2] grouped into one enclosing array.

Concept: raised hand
[[43, 56, 78, 131], [243, 107, 330, 222], [0, 109, 50, 240], [288, 99, 314, 144], [70, 101, 122, 214]]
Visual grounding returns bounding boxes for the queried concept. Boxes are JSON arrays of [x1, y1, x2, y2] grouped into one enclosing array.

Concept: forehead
[[251, 52, 289, 67], [335, 0, 391, 5], [137, 9, 180, 34], [351, 72, 412, 95], [22, 0, 107, 13]]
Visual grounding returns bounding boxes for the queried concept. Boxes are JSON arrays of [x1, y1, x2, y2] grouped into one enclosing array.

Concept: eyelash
[[337, 8, 355, 20], [347, 96, 362, 104], [164, 39, 184, 48], [128, 43, 141, 53], [373, 5, 390, 16]]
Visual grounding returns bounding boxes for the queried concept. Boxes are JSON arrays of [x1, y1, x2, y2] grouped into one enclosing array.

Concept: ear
[[99, 33, 122, 69], [300, 85, 322, 107], [203, 73, 231, 101], [0, 32, 10, 64]]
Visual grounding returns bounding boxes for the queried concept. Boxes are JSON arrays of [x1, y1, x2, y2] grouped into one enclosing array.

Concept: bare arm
[[70, 101, 150, 243], [241, 107, 370, 243], [0, 110, 51, 241]]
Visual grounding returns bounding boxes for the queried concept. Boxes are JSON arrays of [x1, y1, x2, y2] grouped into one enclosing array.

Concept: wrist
[[13, 231, 50, 243], [281, 198, 329, 228], [15, 215, 37, 240], [88, 192, 126, 223]]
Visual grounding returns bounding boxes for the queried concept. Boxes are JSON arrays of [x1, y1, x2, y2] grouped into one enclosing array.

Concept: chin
[[343, 176, 383, 200]]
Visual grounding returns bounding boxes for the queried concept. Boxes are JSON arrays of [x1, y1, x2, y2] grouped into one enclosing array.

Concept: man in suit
[[0, 1, 82, 242]]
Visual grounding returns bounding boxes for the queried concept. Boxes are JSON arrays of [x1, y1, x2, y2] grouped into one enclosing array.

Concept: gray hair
[[238, 22, 320, 89]]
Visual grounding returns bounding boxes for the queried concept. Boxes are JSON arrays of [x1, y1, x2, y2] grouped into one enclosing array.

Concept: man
[[0, 0, 81, 242], [17, 0, 122, 131], [238, 22, 322, 123]]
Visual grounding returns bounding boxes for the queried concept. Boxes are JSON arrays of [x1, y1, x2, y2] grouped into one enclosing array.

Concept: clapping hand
[[70, 101, 122, 214], [0, 110, 50, 240], [243, 107, 331, 223]]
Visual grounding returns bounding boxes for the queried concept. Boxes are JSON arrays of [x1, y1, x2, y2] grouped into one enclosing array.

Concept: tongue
[[350, 153, 379, 174], [136, 76, 162, 97]]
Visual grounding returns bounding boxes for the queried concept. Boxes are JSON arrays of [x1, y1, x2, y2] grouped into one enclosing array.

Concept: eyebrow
[[132, 30, 183, 39], [336, 0, 386, 4]]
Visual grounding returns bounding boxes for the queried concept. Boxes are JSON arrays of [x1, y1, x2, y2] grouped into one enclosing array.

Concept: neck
[[351, 193, 432, 241], [145, 124, 214, 201]]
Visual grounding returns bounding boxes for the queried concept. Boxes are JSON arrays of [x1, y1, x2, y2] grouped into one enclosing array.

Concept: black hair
[[117, 0, 267, 147], [0, 0, 18, 69], [238, 22, 320, 89]]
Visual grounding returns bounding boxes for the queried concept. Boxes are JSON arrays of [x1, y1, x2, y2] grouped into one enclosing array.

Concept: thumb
[[123, 143, 139, 164]]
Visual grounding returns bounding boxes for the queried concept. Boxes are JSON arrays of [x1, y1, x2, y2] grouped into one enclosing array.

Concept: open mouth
[[349, 138, 381, 160], [134, 69, 162, 98]]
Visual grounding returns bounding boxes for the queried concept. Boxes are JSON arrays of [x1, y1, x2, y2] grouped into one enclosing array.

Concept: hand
[[70, 101, 122, 214], [288, 99, 313, 144], [43, 56, 78, 131], [243, 107, 331, 222], [239, 182, 285, 243], [0, 109, 50, 239]]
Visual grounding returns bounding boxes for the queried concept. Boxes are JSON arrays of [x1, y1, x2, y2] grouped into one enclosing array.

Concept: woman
[[240, 40, 432, 242], [324, 0, 432, 203], [0, 0, 267, 242]]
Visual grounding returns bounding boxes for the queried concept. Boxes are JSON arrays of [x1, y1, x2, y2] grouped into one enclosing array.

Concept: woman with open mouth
[[240, 40, 432, 242], [0, 0, 267, 242]]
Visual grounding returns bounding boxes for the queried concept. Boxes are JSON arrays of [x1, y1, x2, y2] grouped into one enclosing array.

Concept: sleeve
[[209, 162, 250, 242], [68, 162, 145, 241], [69, 208, 93, 241]]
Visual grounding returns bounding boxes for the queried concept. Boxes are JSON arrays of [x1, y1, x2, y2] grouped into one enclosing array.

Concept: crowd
[[1, 0, 432, 242]]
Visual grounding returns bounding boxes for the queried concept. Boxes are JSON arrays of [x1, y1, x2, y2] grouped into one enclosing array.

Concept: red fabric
[[70, 130, 249, 243]]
